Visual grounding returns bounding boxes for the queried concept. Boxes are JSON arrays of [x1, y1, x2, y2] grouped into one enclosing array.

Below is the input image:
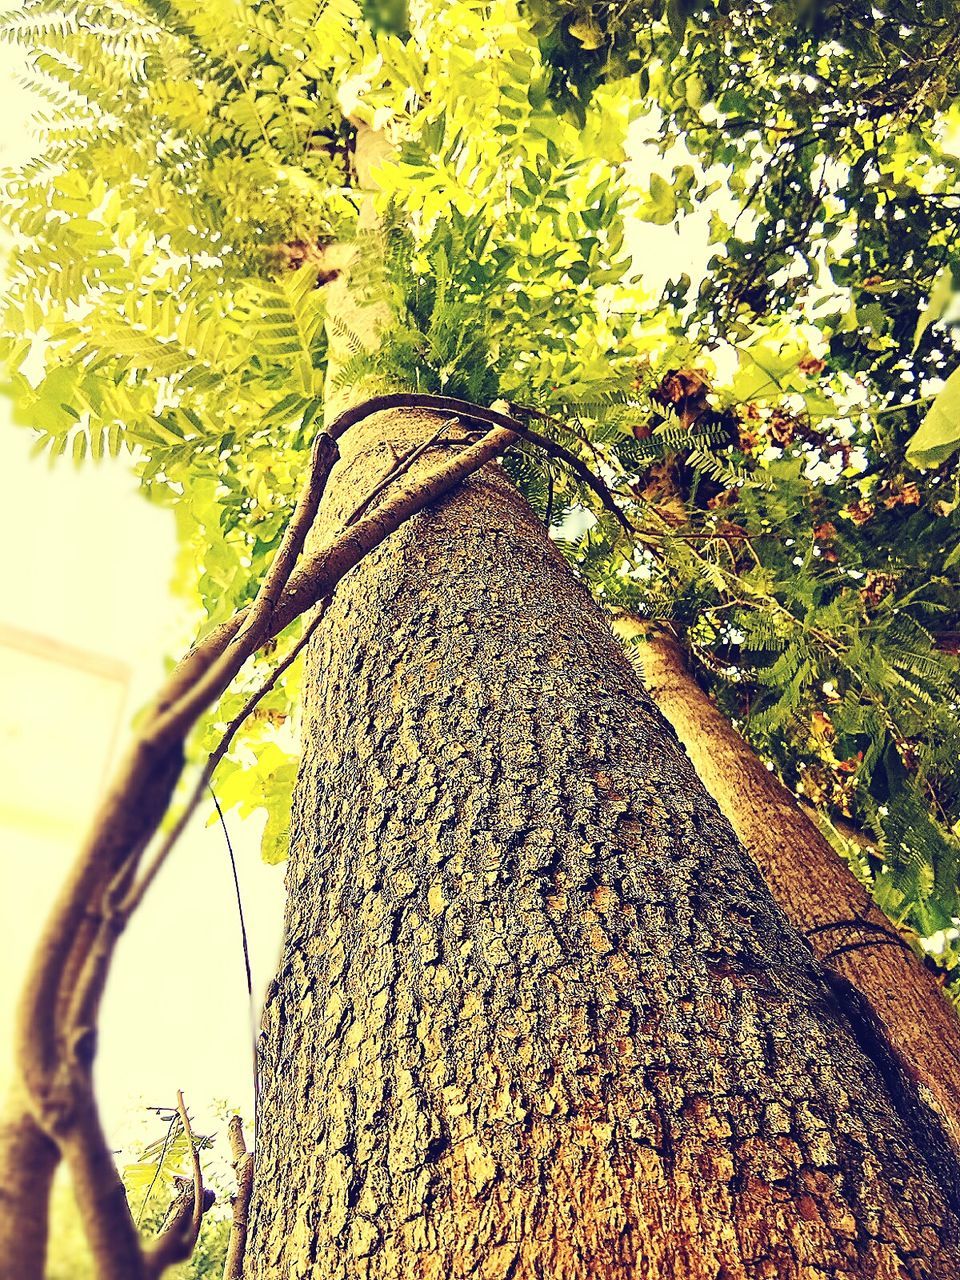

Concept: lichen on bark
[[251, 409, 960, 1279]]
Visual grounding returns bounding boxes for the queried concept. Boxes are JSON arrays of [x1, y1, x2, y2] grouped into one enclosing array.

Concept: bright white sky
[[0, 418, 288, 1142], [0, 37, 286, 1146], [0, 29, 710, 1154]]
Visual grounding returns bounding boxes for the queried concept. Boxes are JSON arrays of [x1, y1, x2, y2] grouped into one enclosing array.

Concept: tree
[[3, 0, 960, 1275], [249, 401, 960, 1277]]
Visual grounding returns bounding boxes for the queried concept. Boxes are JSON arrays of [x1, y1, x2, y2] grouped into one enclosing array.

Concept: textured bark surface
[[252, 409, 960, 1279], [636, 628, 960, 1161]]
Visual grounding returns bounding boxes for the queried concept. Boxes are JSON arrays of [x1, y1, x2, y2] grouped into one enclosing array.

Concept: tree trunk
[[251, 409, 960, 1278], [633, 625, 960, 1161]]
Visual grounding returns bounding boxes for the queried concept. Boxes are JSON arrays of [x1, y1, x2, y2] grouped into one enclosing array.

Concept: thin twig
[[208, 789, 258, 1147], [122, 605, 328, 918], [346, 418, 459, 526], [176, 1091, 204, 1247], [210, 787, 253, 1015], [136, 1111, 177, 1227]]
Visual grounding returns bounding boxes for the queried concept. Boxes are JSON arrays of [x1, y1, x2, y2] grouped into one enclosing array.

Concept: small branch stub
[[223, 1116, 254, 1280]]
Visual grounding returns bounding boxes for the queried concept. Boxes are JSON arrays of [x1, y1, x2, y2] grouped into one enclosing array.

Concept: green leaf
[[732, 332, 806, 400], [906, 367, 960, 469], [912, 267, 954, 354], [685, 74, 707, 109], [568, 15, 604, 49], [520, 166, 542, 196], [261, 802, 291, 864], [639, 173, 676, 225]]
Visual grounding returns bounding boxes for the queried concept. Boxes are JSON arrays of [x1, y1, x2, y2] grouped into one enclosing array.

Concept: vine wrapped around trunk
[[251, 408, 960, 1279]]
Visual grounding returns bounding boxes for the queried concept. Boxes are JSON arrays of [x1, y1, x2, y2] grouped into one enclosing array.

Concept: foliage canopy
[[3, 0, 960, 992]]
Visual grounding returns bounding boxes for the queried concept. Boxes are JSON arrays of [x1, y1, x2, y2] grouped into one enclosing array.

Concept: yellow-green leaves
[[732, 325, 823, 402], [567, 14, 604, 49], [638, 172, 676, 225], [123, 1112, 212, 1220], [906, 368, 960, 469], [684, 72, 707, 110], [235, 264, 328, 397], [912, 267, 956, 355], [211, 739, 300, 865]]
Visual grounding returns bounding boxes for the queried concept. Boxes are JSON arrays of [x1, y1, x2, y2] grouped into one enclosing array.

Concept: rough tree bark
[[251, 408, 960, 1278], [631, 625, 960, 1154]]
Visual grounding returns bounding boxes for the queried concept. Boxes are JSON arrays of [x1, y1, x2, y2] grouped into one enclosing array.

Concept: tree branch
[[270, 423, 518, 629], [60, 1089, 147, 1280], [222, 1116, 254, 1280], [150, 433, 339, 746], [0, 1079, 60, 1280], [3, 397, 516, 1280], [177, 1092, 204, 1247]]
